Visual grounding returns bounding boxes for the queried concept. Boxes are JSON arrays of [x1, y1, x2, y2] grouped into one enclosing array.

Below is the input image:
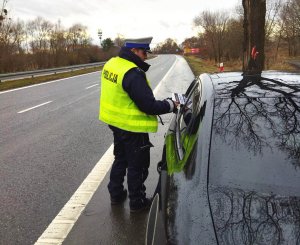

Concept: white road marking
[[85, 84, 98, 89], [18, 101, 53, 114], [0, 71, 100, 95], [34, 56, 177, 245], [35, 145, 114, 245]]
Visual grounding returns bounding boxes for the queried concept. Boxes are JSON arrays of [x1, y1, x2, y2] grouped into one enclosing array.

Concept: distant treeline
[[155, 0, 300, 66], [0, 14, 119, 73]]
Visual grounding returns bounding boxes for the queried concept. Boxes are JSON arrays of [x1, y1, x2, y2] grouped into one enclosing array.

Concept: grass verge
[[184, 56, 217, 76], [0, 66, 102, 91], [185, 55, 298, 76]]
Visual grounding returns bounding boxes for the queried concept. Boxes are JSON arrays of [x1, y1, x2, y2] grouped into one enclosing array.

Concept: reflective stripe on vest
[[99, 57, 158, 133]]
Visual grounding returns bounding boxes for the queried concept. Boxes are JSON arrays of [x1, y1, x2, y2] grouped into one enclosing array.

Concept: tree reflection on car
[[210, 74, 300, 244], [146, 72, 300, 245]]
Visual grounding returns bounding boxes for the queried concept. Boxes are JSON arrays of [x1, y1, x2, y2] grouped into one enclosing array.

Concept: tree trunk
[[243, 0, 266, 74], [275, 33, 281, 60]]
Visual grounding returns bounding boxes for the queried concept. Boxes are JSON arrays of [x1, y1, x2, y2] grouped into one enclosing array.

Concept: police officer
[[99, 37, 177, 212]]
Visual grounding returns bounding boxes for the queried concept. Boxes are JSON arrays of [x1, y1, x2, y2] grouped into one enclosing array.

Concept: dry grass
[[0, 66, 102, 91], [184, 56, 217, 76], [266, 61, 297, 71], [265, 57, 300, 71], [185, 55, 299, 76], [184, 56, 243, 76]]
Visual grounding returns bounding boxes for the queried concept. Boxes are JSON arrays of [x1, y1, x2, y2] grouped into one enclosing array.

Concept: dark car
[[146, 72, 300, 245]]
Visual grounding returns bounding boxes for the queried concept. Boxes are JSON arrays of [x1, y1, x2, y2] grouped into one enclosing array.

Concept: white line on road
[[34, 56, 178, 245], [35, 145, 114, 245], [85, 84, 98, 89], [18, 101, 53, 114]]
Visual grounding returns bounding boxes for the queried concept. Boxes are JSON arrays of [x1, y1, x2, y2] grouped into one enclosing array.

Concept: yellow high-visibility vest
[[99, 57, 158, 133]]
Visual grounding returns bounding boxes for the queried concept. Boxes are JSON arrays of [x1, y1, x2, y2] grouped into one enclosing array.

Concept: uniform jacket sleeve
[[122, 68, 171, 115]]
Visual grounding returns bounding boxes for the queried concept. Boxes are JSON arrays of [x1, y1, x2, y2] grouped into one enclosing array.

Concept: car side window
[[175, 80, 202, 160]]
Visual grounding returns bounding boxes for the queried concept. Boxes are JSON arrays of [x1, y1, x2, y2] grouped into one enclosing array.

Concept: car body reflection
[[146, 72, 300, 245]]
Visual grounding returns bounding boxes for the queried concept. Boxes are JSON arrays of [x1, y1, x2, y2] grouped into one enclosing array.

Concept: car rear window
[[209, 96, 300, 196]]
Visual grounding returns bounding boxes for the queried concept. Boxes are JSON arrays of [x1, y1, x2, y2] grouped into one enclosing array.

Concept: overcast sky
[[9, 0, 240, 46]]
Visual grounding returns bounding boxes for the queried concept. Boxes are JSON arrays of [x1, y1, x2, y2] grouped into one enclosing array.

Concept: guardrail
[[0, 61, 106, 82], [287, 61, 300, 69]]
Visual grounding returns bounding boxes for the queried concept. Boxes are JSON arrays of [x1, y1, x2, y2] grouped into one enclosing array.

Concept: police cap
[[124, 37, 153, 53]]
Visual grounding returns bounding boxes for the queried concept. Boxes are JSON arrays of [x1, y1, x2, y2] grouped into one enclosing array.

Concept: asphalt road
[[63, 55, 195, 245], [0, 55, 177, 245]]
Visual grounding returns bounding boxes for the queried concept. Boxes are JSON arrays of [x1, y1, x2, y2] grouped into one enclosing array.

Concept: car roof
[[206, 71, 300, 98]]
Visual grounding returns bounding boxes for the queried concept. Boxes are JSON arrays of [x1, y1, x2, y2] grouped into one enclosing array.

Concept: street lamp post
[[97, 29, 103, 47]]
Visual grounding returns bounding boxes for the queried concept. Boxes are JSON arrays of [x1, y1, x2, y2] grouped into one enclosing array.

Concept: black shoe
[[130, 197, 152, 213], [111, 189, 127, 205]]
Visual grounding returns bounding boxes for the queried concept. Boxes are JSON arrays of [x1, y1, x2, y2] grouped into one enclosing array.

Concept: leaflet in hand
[[172, 93, 187, 105]]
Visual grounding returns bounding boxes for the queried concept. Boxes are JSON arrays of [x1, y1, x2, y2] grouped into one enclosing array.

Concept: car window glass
[[176, 80, 202, 160]]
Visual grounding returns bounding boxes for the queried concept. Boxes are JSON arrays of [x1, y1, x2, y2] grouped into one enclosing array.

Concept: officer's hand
[[166, 98, 178, 113], [173, 100, 180, 113], [173, 100, 180, 107]]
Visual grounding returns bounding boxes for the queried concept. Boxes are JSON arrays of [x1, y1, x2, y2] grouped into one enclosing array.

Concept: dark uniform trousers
[[108, 125, 152, 204]]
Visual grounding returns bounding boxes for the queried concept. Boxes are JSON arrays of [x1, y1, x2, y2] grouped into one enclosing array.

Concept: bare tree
[[0, 0, 16, 72], [265, 0, 282, 40], [154, 38, 181, 54], [224, 18, 244, 60], [114, 33, 125, 47], [0, 0, 8, 27], [194, 11, 229, 63], [68, 24, 90, 49], [280, 0, 300, 57], [48, 20, 68, 67], [0, 1, 35, 72], [26, 17, 53, 53]]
